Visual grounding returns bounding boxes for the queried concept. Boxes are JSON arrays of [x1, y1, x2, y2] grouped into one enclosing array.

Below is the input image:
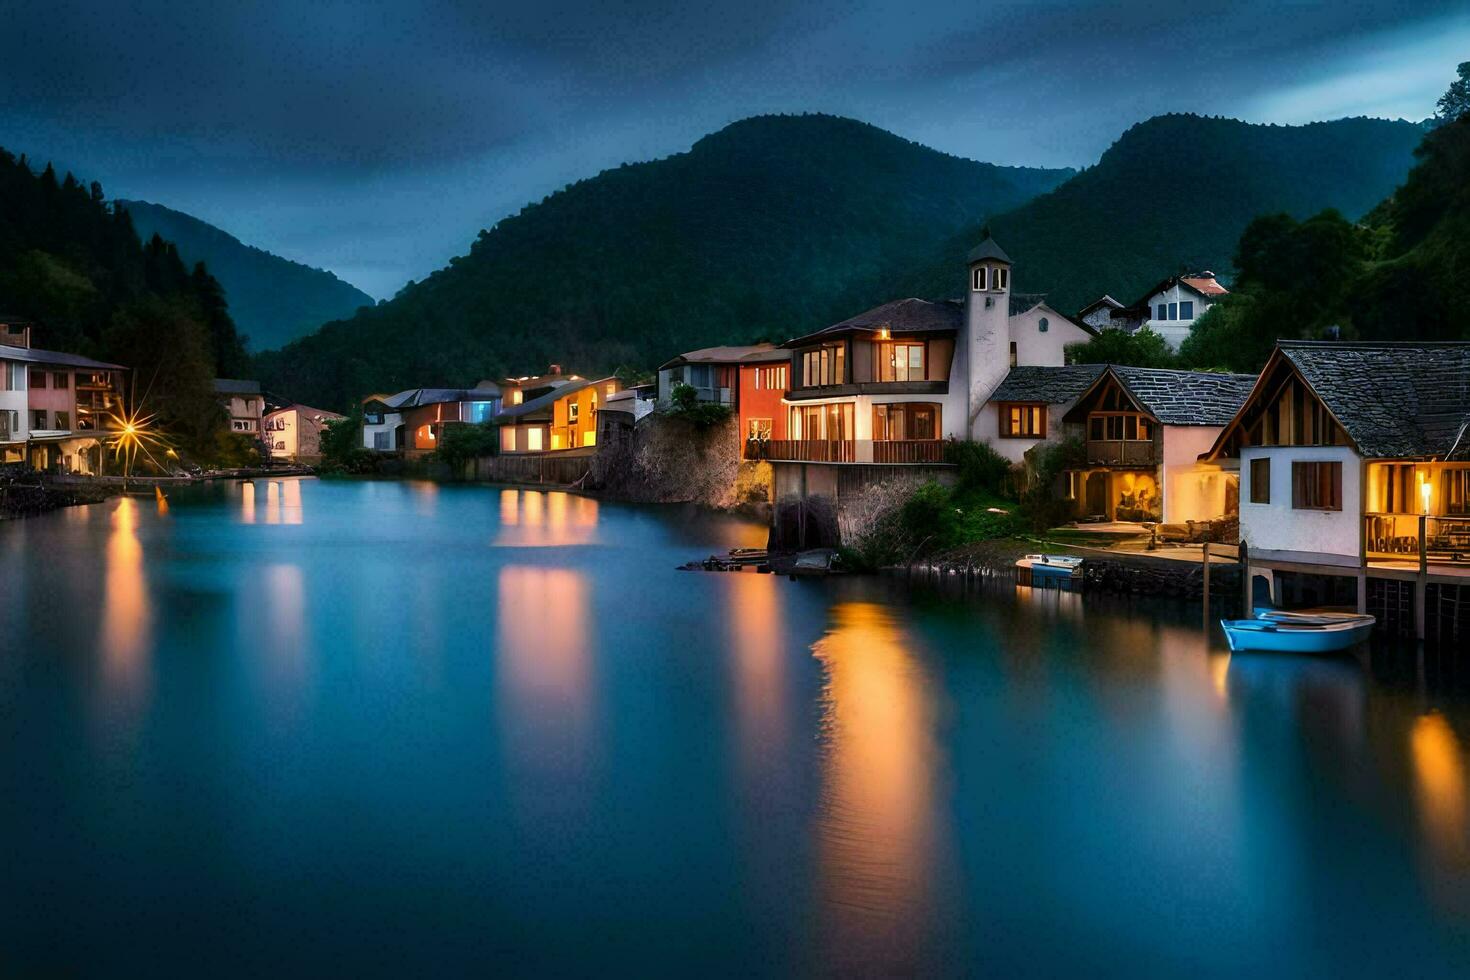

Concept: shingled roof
[[787, 297, 963, 345], [989, 364, 1107, 404], [1278, 341, 1470, 458], [659, 343, 788, 370], [1108, 366, 1257, 426]]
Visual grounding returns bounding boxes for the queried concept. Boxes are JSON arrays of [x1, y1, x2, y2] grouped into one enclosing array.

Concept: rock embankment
[[0, 471, 117, 519], [589, 413, 764, 510]]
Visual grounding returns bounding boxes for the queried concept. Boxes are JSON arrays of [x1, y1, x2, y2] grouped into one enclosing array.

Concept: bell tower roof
[[967, 235, 1012, 265]]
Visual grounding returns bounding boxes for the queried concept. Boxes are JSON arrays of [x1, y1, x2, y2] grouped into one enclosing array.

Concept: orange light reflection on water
[[812, 601, 943, 968], [495, 565, 594, 757], [495, 489, 598, 547], [1411, 713, 1470, 877], [98, 496, 152, 709], [728, 573, 788, 768]]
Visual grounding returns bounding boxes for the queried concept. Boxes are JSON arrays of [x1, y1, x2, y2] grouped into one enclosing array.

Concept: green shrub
[[664, 382, 732, 429], [1020, 436, 1086, 530], [945, 439, 1015, 498], [434, 422, 501, 468], [897, 481, 962, 552]]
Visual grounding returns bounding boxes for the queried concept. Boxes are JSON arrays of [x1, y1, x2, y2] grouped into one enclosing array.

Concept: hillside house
[[264, 404, 346, 461], [1202, 341, 1470, 637], [362, 390, 413, 452], [215, 379, 266, 449], [658, 343, 791, 452], [980, 364, 1107, 464], [2, 319, 128, 473], [1135, 273, 1228, 348]]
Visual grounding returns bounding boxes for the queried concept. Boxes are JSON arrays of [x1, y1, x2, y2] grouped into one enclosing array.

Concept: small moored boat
[[1016, 554, 1084, 590], [1220, 613, 1376, 654]]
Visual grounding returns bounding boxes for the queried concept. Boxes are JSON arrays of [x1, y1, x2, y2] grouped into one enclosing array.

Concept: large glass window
[[1087, 413, 1153, 441], [467, 401, 495, 423], [790, 402, 853, 440], [1156, 303, 1167, 321], [800, 345, 846, 387], [1180, 301, 1194, 320], [875, 342, 925, 382], [873, 403, 940, 441]]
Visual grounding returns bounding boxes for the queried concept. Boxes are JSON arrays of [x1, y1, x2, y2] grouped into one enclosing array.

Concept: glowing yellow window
[[527, 428, 544, 451], [551, 433, 564, 450], [583, 430, 596, 447]]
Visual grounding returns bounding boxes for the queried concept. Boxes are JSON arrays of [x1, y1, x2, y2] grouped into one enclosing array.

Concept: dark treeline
[[0, 148, 250, 457], [253, 113, 1074, 409]]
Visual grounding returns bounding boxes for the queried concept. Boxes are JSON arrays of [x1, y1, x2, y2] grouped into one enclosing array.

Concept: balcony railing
[[1365, 513, 1470, 566], [754, 439, 945, 464], [872, 439, 945, 464], [1086, 439, 1156, 466]]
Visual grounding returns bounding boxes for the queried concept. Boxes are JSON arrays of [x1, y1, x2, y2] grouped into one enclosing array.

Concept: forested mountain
[[897, 114, 1427, 313], [1177, 106, 1470, 372], [0, 148, 249, 455], [119, 199, 373, 351], [254, 114, 1073, 409]]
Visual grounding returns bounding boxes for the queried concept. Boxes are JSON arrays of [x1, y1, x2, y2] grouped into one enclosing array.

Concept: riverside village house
[[1, 316, 128, 474], [1202, 340, 1470, 639], [656, 343, 792, 449], [263, 404, 346, 462]]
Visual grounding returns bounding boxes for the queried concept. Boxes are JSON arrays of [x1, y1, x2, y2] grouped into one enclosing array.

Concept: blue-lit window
[[467, 401, 495, 423], [1167, 303, 1177, 320], [1180, 301, 1194, 320], [1156, 303, 1166, 320]]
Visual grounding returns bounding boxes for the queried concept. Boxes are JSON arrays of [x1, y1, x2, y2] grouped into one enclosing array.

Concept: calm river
[[2, 478, 1469, 975]]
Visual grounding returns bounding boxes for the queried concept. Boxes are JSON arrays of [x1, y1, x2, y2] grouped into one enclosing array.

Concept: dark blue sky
[[3, 1, 1466, 299]]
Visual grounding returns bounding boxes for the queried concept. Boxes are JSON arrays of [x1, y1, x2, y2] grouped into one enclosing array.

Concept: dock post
[[1202, 541, 1211, 626], [1239, 539, 1251, 618], [1416, 515, 1428, 641]]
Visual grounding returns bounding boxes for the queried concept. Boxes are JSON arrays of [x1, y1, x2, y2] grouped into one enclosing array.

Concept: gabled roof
[[495, 376, 614, 421], [1269, 342, 1470, 458], [989, 364, 1107, 404], [659, 343, 788, 371], [0, 343, 126, 371], [967, 236, 1012, 265], [1078, 295, 1124, 317], [399, 385, 501, 409], [266, 404, 345, 421], [1073, 366, 1257, 426], [1134, 273, 1229, 308]]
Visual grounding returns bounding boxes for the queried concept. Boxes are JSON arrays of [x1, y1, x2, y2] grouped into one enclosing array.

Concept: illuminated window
[[569, 401, 579, 423], [876, 342, 925, 382], [999, 403, 1044, 438], [551, 433, 564, 450], [747, 417, 772, 440], [500, 427, 516, 452], [526, 428, 543, 451], [583, 430, 596, 447]]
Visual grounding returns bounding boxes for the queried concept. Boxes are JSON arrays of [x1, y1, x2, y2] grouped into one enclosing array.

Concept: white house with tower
[[759, 235, 1094, 497]]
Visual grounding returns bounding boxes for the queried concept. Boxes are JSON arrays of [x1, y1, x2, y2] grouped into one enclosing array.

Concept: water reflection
[[812, 601, 946, 971], [262, 563, 310, 716], [97, 497, 152, 713], [240, 481, 256, 524], [495, 489, 599, 547], [1411, 712, 1470, 902], [727, 573, 789, 771], [495, 565, 595, 768]]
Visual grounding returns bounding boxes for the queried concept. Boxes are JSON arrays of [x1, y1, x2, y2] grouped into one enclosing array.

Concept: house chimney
[[548, 363, 562, 376]]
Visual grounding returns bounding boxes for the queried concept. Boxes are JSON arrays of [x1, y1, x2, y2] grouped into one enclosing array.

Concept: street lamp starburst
[[105, 406, 173, 483]]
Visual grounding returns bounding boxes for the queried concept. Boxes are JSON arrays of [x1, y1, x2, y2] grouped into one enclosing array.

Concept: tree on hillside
[[1065, 326, 1175, 368], [1436, 61, 1470, 122]]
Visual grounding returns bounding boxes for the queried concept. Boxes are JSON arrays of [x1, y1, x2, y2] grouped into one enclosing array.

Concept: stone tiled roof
[[1280, 341, 1470, 458], [1111, 366, 1257, 426], [213, 378, 261, 395], [989, 364, 1106, 404]]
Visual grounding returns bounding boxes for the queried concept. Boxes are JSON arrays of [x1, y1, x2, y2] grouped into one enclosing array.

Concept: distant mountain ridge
[[895, 114, 1429, 313], [119, 199, 373, 351], [254, 113, 1074, 408]]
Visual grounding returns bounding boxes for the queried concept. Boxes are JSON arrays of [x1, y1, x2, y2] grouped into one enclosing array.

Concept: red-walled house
[[656, 343, 792, 457]]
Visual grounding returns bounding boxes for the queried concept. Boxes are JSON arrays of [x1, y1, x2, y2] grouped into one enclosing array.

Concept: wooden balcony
[[761, 439, 855, 463], [1086, 439, 1156, 467], [755, 439, 944, 464], [1366, 513, 1470, 567], [872, 439, 944, 464]]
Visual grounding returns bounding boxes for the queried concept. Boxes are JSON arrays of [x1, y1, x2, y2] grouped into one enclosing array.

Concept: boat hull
[[1221, 617, 1375, 654]]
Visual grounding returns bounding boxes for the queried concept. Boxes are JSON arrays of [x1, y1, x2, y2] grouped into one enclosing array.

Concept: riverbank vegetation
[[838, 439, 1081, 570]]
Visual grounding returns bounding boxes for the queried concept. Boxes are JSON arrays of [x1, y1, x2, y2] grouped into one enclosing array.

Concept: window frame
[[1249, 457, 1271, 504], [1291, 460, 1342, 511], [998, 402, 1045, 439]]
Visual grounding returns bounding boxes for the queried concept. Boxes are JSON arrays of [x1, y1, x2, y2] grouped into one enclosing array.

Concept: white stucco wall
[[1160, 424, 1231, 523], [1142, 284, 1217, 350], [0, 360, 27, 443], [362, 411, 401, 451], [1008, 304, 1092, 368], [1239, 445, 1362, 561], [265, 410, 298, 458]]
